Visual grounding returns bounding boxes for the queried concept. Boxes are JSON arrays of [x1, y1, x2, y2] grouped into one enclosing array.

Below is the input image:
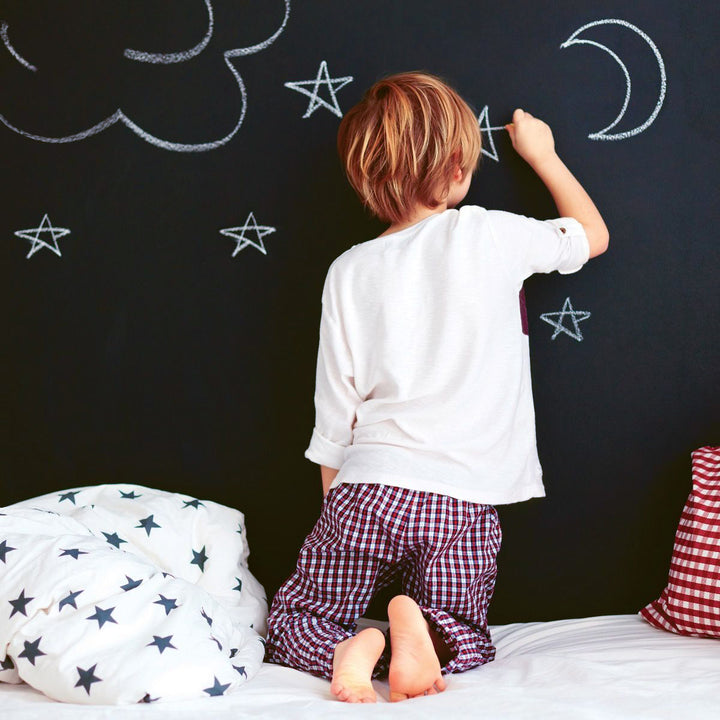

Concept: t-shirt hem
[[331, 472, 546, 506]]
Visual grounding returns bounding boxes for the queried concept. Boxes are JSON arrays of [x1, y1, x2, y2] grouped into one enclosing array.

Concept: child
[[265, 72, 609, 703]]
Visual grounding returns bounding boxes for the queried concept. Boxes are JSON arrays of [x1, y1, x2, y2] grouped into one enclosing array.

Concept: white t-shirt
[[305, 205, 590, 504]]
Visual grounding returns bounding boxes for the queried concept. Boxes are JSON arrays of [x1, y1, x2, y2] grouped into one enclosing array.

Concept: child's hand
[[506, 109, 557, 168]]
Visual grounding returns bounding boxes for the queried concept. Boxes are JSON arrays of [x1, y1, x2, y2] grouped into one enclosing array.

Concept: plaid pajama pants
[[265, 482, 502, 679]]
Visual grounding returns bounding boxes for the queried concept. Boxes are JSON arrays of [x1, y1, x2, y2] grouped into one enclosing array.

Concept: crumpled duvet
[[0, 484, 268, 704]]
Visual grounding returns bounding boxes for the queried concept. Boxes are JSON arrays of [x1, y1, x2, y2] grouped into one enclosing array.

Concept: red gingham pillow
[[640, 446, 720, 637]]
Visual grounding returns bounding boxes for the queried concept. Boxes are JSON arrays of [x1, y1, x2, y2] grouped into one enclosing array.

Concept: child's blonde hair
[[337, 72, 482, 224]]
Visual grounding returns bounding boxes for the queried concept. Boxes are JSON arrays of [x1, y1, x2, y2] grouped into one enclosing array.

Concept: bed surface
[[2, 614, 718, 719]]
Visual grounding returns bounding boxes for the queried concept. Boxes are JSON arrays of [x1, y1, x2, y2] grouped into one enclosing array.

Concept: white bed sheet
[[2, 614, 718, 719]]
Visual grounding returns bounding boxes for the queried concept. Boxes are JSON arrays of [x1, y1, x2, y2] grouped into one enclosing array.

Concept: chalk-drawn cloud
[[0, 1, 290, 152], [560, 19, 666, 141]]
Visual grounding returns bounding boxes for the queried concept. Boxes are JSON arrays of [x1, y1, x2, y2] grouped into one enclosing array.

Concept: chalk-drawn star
[[284, 60, 354, 118], [9, 589, 34, 618], [540, 297, 592, 341], [18, 638, 46, 665], [75, 664, 102, 695], [203, 676, 231, 697], [478, 106, 506, 162], [0, 540, 17, 564], [221, 212, 276, 257], [59, 589, 83, 611], [87, 605, 118, 629], [14, 214, 70, 259]]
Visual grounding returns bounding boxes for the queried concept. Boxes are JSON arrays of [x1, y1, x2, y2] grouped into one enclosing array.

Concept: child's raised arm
[[506, 109, 609, 258]]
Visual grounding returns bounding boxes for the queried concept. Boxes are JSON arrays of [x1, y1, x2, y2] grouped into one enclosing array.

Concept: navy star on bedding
[[0, 484, 268, 704]]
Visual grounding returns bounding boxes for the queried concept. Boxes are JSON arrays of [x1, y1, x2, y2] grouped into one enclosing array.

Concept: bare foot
[[330, 627, 386, 703], [388, 595, 447, 701]]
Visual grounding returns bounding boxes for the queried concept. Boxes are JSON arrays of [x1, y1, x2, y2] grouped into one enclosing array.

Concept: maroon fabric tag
[[519, 287, 529, 335]]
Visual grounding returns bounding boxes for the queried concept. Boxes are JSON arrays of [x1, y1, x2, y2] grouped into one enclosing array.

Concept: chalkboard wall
[[3, 0, 718, 623]]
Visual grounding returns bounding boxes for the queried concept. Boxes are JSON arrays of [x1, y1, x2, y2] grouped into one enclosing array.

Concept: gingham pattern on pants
[[265, 482, 502, 680]]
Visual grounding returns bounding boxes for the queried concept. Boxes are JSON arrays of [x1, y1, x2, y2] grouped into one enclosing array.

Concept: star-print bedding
[[0, 484, 268, 704]]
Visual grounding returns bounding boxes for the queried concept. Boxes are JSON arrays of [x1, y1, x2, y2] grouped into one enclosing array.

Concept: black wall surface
[[2, 1, 718, 623]]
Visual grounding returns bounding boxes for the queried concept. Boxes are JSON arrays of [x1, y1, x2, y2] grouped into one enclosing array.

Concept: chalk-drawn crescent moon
[[561, 18, 666, 141], [1, 21, 36, 71]]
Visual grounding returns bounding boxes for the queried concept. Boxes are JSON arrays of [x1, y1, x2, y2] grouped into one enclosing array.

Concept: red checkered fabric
[[265, 482, 502, 679], [640, 446, 720, 637]]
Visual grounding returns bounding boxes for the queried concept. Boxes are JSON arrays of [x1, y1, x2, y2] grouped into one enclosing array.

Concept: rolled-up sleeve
[[543, 218, 590, 275], [487, 211, 590, 284], [304, 266, 362, 469]]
